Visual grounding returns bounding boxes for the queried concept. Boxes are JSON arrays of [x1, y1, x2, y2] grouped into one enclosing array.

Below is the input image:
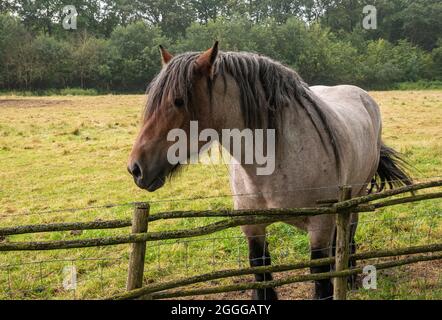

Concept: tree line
[[0, 0, 441, 92]]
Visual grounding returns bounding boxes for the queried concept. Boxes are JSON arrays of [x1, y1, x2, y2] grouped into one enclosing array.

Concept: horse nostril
[[129, 162, 143, 179]]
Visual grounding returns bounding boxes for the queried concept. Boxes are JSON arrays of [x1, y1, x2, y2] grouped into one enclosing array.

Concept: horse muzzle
[[127, 161, 167, 192]]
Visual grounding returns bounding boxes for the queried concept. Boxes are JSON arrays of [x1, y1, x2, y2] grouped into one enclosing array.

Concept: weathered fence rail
[[1, 179, 441, 300], [109, 243, 442, 300]]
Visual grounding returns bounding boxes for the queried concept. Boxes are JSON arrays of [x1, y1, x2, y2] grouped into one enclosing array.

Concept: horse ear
[[195, 41, 219, 75], [159, 45, 173, 66]]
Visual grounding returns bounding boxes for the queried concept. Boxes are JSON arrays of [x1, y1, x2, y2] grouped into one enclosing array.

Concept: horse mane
[[145, 51, 341, 171]]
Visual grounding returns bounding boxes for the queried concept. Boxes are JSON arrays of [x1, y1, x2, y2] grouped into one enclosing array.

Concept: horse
[[127, 42, 412, 300]]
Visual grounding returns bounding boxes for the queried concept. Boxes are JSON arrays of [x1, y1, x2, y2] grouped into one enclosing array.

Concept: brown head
[[127, 42, 222, 191]]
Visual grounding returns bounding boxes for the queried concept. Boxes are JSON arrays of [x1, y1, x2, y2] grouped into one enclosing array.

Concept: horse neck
[[215, 87, 340, 210], [206, 78, 273, 207]]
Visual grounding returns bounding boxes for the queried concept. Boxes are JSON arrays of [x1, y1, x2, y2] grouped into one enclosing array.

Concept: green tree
[[31, 35, 72, 88], [400, 0, 442, 50], [108, 21, 167, 89], [70, 32, 108, 88], [0, 14, 34, 89], [175, 16, 256, 52], [431, 40, 442, 80], [133, 0, 195, 39]]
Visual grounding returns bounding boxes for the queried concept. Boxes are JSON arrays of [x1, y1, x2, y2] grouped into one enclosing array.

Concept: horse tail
[[369, 143, 413, 193]]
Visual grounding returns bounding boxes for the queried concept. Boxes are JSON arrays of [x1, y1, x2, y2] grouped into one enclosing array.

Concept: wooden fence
[[1, 179, 441, 300]]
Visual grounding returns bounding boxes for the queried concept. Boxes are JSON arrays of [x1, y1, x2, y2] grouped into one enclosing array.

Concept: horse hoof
[[252, 288, 278, 300]]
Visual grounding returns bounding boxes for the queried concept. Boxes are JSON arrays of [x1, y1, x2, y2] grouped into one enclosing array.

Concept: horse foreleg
[[310, 248, 334, 300], [309, 213, 358, 299], [242, 224, 278, 300], [309, 221, 335, 300]]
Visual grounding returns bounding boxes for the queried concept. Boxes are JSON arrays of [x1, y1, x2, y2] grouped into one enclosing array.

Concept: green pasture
[[0, 91, 440, 299]]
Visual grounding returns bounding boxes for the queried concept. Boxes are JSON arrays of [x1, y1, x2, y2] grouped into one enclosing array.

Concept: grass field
[[0, 91, 441, 300]]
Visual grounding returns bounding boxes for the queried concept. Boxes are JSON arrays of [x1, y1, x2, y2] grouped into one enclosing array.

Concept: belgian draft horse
[[127, 42, 412, 300]]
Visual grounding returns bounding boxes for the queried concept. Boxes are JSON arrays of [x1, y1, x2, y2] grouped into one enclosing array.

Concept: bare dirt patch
[[171, 270, 314, 300], [399, 259, 442, 289], [0, 99, 72, 108], [170, 259, 442, 300]]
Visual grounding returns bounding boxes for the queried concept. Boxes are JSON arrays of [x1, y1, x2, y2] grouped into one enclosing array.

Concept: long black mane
[[145, 51, 341, 171]]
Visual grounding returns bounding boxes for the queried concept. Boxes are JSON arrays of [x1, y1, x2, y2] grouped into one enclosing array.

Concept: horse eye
[[174, 98, 185, 108]]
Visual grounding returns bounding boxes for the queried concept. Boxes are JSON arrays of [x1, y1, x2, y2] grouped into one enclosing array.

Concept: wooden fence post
[[334, 185, 352, 300], [126, 202, 149, 291]]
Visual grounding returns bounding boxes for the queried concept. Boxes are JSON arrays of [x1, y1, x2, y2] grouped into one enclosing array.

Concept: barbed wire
[[0, 255, 130, 300], [0, 256, 126, 269], [2, 220, 440, 300], [0, 176, 440, 300], [1, 175, 441, 219], [347, 258, 442, 300]]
